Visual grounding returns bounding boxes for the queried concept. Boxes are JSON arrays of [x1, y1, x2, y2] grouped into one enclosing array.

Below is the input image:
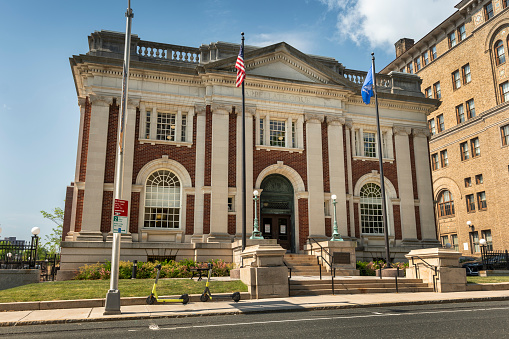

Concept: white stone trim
[[254, 163, 306, 193]]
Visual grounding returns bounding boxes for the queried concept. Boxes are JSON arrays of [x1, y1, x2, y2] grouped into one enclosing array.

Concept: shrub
[[356, 260, 408, 276]]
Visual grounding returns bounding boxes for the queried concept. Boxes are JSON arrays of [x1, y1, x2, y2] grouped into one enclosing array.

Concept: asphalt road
[[2, 300, 509, 338]]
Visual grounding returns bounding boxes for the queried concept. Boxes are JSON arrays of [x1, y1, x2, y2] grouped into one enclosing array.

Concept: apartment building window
[[400, 67, 406, 73], [451, 234, 459, 251], [407, 62, 413, 74], [501, 124, 509, 146], [456, 104, 465, 124], [440, 149, 449, 167], [495, 40, 505, 66], [460, 141, 470, 160], [425, 87, 432, 98], [423, 52, 429, 66], [482, 230, 493, 251], [452, 70, 461, 90], [471, 137, 481, 158], [414, 57, 421, 71], [431, 153, 439, 170], [501, 81, 509, 102], [466, 99, 475, 118], [462, 64, 471, 84], [438, 190, 455, 217], [464, 177, 472, 187], [428, 119, 436, 135], [430, 45, 437, 61], [448, 31, 457, 48], [475, 174, 483, 184], [269, 120, 286, 147], [433, 82, 441, 99], [466, 194, 475, 212], [437, 114, 445, 132], [477, 191, 487, 210], [441, 235, 450, 247], [470, 231, 480, 254], [458, 24, 466, 42], [485, 2, 494, 21]]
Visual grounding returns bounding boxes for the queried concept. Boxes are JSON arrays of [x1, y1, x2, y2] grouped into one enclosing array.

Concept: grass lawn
[[0, 279, 247, 303], [467, 276, 509, 284]]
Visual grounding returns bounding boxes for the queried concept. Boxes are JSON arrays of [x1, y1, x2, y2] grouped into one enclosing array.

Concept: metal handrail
[[308, 238, 336, 295], [411, 256, 438, 292]]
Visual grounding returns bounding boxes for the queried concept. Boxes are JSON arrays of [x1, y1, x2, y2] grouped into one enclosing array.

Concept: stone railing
[[137, 40, 200, 63], [343, 69, 423, 97], [343, 69, 391, 89]]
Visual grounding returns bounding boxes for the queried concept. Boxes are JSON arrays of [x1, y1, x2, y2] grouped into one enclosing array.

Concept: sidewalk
[[2, 289, 509, 327]]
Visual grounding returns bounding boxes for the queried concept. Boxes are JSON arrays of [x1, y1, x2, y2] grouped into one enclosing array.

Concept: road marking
[[149, 323, 160, 330]]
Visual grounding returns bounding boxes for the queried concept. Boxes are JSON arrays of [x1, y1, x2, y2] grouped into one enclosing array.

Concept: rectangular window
[[460, 141, 470, 160], [292, 120, 296, 148], [423, 52, 429, 66], [504, 0, 509, 8], [228, 196, 235, 212], [415, 57, 421, 71], [145, 110, 151, 139], [324, 200, 331, 217], [466, 99, 475, 118], [464, 177, 472, 187], [181, 114, 187, 142], [269, 119, 286, 147], [449, 32, 457, 48], [470, 231, 480, 254], [452, 70, 461, 90], [407, 62, 413, 74], [156, 112, 176, 141], [437, 114, 445, 132], [462, 64, 471, 84], [485, 2, 494, 21], [431, 153, 439, 170], [501, 124, 509, 146], [466, 194, 475, 212], [363, 132, 376, 157], [425, 87, 432, 98], [458, 24, 466, 42], [430, 45, 437, 61], [259, 118, 264, 145], [433, 82, 441, 99], [500, 82, 509, 102], [475, 174, 483, 184], [428, 119, 436, 135], [471, 137, 480, 157], [477, 191, 487, 210], [456, 104, 465, 124], [482, 230, 493, 251], [451, 234, 459, 251], [400, 67, 406, 73], [441, 235, 450, 247], [440, 149, 448, 167]]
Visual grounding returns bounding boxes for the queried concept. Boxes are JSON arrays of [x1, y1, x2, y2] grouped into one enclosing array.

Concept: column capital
[[326, 116, 345, 126], [78, 97, 87, 108], [305, 113, 324, 124], [412, 127, 430, 138], [393, 125, 412, 136], [194, 104, 207, 116], [127, 98, 140, 109], [210, 103, 230, 115], [89, 95, 113, 107], [345, 119, 353, 129]]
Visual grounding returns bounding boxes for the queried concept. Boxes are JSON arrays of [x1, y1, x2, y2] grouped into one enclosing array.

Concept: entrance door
[[261, 214, 291, 251]]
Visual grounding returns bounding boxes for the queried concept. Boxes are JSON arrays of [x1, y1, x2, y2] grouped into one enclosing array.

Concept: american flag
[[235, 44, 245, 87]]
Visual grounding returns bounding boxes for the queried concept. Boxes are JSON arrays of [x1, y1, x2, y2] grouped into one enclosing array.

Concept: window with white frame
[[141, 107, 192, 143], [157, 112, 177, 141], [144, 170, 181, 229], [353, 128, 391, 159], [228, 196, 235, 212], [360, 183, 384, 234], [270, 120, 286, 147], [256, 113, 303, 150], [363, 132, 376, 158], [259, 118, 265, 146]]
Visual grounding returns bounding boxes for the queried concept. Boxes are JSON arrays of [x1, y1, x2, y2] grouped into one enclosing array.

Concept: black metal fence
[[481, 249, 509, 270]]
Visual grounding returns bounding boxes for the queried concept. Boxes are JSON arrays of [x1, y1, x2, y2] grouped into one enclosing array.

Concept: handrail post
[[379, 265, 382, 279], [395, 267, 399, 293], [332, 268, 335, 295]]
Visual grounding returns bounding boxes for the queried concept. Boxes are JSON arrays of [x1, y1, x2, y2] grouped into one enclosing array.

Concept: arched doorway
[[260, 174, 294, 252]]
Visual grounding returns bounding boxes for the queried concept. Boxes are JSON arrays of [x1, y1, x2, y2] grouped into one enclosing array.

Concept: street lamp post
[[250, 190, 263, 240], [330, 195, 343, 241], [30, 227, 40, 268], [479, 238, 487, 270]]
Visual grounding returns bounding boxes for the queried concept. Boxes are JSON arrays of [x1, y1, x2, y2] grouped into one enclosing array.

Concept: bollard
[[132, 260, 137, 279]]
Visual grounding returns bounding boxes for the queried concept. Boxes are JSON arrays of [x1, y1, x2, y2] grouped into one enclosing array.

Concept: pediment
[[249, 60, 321, 83]]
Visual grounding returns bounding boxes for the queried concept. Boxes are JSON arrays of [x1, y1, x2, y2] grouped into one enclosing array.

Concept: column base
[[207, 233, 233, 243], [75, 231, 104, 242], [191, 234, 205, 243]]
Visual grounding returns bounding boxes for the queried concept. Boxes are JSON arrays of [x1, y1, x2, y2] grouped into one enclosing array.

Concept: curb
[[2, 295, 509, 327]]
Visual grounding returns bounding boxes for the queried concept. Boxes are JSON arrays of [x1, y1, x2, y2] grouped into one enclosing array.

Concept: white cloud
[[319, 0, 458, 50], [248, 32, 316, 53]]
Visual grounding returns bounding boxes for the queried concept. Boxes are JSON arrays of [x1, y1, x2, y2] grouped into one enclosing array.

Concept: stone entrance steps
[[284, 253, 326, 276], [289, 278, 433, 296]]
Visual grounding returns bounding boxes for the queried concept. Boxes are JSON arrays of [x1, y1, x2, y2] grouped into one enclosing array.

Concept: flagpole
[[371, 53, 391, 265], [241, 33, 246, 253]]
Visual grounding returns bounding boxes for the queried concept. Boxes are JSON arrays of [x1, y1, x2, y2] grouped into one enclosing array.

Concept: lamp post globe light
[[330, 194, 343, 241], [30, 227, 40, 268], [250, 190, 263, 240], [31, 227, 40, 236]]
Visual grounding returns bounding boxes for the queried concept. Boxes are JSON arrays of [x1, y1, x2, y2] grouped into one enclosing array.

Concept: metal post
[[241, 32, 246, 253], [250, 191, 263, 239], [371, 53, 391, 266], [104, 0, 133, 315], [131, 260, 137, 279], [330, 195, 343, 241]]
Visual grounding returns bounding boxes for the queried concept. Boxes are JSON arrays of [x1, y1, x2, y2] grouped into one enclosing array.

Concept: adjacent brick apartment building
[[59, 30, 439, 279], [382, 0, 509, 255]]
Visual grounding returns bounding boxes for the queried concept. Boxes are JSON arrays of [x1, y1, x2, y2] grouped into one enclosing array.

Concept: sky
[[0, 0, 458, 242]]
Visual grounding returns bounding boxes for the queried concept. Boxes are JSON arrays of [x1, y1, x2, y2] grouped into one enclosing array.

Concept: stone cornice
[[393, 126, 412, 136], [89, 95, 113, 107], [347, 97, 432, 113], [305, 113, 324, 124]]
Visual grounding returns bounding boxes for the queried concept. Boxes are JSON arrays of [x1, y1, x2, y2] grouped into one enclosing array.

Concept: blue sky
[[0, 0, 457, 242]]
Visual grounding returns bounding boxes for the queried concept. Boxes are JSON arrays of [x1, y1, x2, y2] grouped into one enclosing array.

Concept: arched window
[[144, 170, 181, 228], [495, 40, 505, 65], [360, 183, 384, 234], [437, 190, 455, 217]]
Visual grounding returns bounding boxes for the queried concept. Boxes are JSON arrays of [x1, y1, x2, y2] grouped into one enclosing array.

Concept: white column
[[150, 107, 157, 140], [208, 104, 230, 241], [359, 127, 364, 157], [236, 107, 254, 236], [264, 113, 270, 146], [192, 105, 206, 242], [77, 95, 112, 241], [298, 116, 304, 149], [176, 109, 182, 142], [388, 128, 394, 159], [328, 117, 348, 236], [346, 121, 355, 237], [305, 114, 326, 238], [413, 128, 436, 240], [186, 108, 194, 143], [286, 117, 292, 148], [393, 126, 417, 241]]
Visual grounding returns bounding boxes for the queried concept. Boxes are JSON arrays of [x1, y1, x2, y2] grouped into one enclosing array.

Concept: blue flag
[[361, 65, 374, 104]]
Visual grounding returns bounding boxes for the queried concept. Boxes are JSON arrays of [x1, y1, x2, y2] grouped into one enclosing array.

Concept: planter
[[375, 268, 405, 277]]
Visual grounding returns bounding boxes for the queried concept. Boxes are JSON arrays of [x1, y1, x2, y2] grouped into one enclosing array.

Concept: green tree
[[40, 207, 64, 255]]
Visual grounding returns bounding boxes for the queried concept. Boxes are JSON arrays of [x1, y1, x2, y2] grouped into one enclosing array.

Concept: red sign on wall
[[114, 199, 128, 217]]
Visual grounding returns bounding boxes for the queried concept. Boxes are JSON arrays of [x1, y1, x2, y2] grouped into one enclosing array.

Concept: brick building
[[382, 0, 509, 255], [60, 30, 439, 278]]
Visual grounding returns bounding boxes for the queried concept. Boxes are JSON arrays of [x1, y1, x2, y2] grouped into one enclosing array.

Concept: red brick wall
[[415, 206, 422, 240], [228, 109, 236, 187], [203, 193, 210, 234], [393, 205, 402, 240], [186, 195, 195, 235], [228, 215, 236, 235], [104, 100, 119, 183], [130, 192, 140, 233], [325, 218, 331, 237], [75, 190, 84, 232], [204, 106, 212, 187], [101, 191, 113, 233], [351, 160, 399, 197], [322, 121, 330, 193], [409, 136, 418, 199], [346, 202, 351, 237], [79, 98, 91, 182], [354, 203, 360, 238], [298, 198, 309, 250], [62, 185, 74, 241]]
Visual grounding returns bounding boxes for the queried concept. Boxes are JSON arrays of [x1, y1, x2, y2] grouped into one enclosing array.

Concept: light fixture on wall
[[467, 220, 474, 230]]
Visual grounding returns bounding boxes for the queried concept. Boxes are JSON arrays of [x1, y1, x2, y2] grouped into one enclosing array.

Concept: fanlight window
[[437, 190, 455, 217], [360, 183, 384, 234], [144, 170, 181, 228]]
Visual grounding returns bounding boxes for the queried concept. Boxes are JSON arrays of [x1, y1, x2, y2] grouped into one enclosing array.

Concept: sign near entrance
[[113, 199, 129, 234]]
